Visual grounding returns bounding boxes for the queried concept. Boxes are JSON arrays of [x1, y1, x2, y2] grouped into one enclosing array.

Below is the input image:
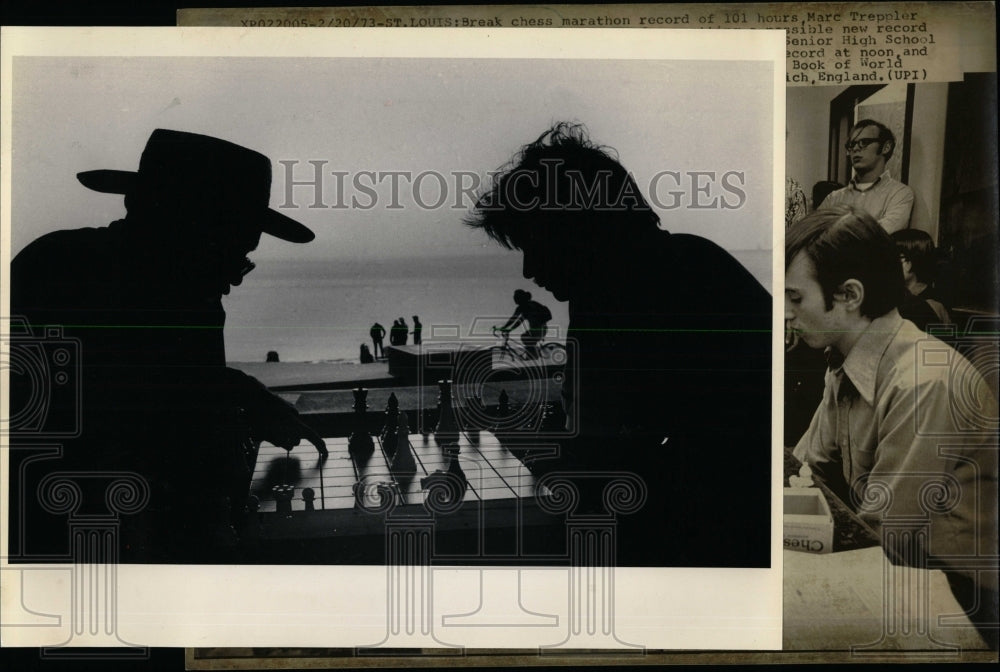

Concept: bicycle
[[491, 325, 566, 364]]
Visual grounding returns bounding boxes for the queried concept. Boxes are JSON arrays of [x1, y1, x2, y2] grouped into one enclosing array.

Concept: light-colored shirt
[[819, 171, 914, 233], [794, 311, 997, 580]]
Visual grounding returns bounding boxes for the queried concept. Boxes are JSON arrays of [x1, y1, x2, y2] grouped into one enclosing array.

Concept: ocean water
[[222, 250, 772, 364]]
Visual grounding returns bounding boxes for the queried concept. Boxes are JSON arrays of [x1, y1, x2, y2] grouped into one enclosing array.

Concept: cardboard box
[[783, 487, 834, 554]]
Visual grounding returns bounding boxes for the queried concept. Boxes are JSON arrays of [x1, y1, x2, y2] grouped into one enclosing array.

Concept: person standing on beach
[[465, 122, 772, 567], [10, 129, 326, 563], [412, 315, 423, 345], [370, 321, 386, 358], [390, 317, 408, 346]]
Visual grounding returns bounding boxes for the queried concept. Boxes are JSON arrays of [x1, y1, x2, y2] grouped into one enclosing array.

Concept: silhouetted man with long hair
[[465, 123, 772, 567]]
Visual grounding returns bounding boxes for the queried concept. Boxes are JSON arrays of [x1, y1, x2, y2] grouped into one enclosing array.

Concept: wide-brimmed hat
[[77, 129, 314, 243]]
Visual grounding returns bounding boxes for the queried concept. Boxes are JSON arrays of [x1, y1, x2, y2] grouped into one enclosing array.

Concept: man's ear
[[880, 140, 894, 158], [835, 279, 865, 312]]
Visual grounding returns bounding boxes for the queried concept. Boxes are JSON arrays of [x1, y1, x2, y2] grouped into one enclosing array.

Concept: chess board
[[250, 430, 551, 515]]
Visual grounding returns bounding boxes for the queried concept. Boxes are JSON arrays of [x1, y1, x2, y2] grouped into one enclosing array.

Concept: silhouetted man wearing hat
[[10, 129, 325, 562]]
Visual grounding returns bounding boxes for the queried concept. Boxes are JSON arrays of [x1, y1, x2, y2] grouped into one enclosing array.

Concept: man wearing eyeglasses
[[10, 130, 327, 563], [818, 119, 915, 233]]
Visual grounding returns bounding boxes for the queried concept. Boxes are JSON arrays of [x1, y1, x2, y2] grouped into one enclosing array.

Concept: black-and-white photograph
[[782, 78, 999, 651], [1, 27, 783, 650]]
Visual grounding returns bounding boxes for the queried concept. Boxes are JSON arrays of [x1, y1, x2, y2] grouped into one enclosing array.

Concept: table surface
[[782, 448, 988, 651]]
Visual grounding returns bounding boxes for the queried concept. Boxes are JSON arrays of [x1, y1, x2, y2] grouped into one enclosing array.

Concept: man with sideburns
[[786, 206, 997, 645]]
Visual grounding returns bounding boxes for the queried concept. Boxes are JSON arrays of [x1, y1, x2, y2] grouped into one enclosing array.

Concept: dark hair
[[852, 119, 896, 160], [811, 180, 843, 211], [891, 229, 937, 284], [464, 122, 659, 249], [786, 206, 903, 319]]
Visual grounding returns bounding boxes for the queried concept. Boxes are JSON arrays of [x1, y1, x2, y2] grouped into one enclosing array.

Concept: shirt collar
[[838, 309, 904, 405], [850, 170, 890, 191]]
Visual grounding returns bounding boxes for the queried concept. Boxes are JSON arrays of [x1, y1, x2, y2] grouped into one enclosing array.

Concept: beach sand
[[229, 360, 394, 390], [230, 360, 563, 415]]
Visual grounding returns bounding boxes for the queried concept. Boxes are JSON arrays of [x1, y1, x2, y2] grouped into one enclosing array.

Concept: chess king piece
[[435, 379, 460, 447], [380, 392, 400, 457], [348, 387, 375, 462], [390, 409, 416, 476]]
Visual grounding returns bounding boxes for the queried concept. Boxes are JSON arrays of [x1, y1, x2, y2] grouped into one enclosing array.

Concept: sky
[[0, 29, 784, 648], [11, 55, 774, 268]]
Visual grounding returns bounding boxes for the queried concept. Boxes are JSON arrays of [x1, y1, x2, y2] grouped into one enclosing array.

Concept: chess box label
[[783, 487, 834, 554]]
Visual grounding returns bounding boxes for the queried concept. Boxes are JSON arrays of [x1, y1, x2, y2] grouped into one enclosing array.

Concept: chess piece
[[420, 453, 467, 506], [447, 453, 467, 494], [497, 389, 510, 417], [348, 387, 375, 462], [390, 410, 416, 476], [380, 392, 400, 457], [492, 388, 513, 436], [434, 379, 460, 447], [302, 487, 316, 511], [789, 459, 815, 488]]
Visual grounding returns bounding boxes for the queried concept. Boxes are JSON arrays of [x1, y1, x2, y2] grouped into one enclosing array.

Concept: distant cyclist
[[494, 289, 551, 359]]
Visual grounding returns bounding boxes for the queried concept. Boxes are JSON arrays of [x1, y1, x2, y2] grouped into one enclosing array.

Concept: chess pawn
[[348, 387, 375, 462], [302, 487, 316, 512], [492, 389, 511, 435], [390, 410, 416, 476], [497, 389, 510, 416], [789, 459, 816, 488], [420, 453, 467, 507], [800, 460, 814, 483], [434, 379, 460, 447], [380, 392, 400, 457]]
